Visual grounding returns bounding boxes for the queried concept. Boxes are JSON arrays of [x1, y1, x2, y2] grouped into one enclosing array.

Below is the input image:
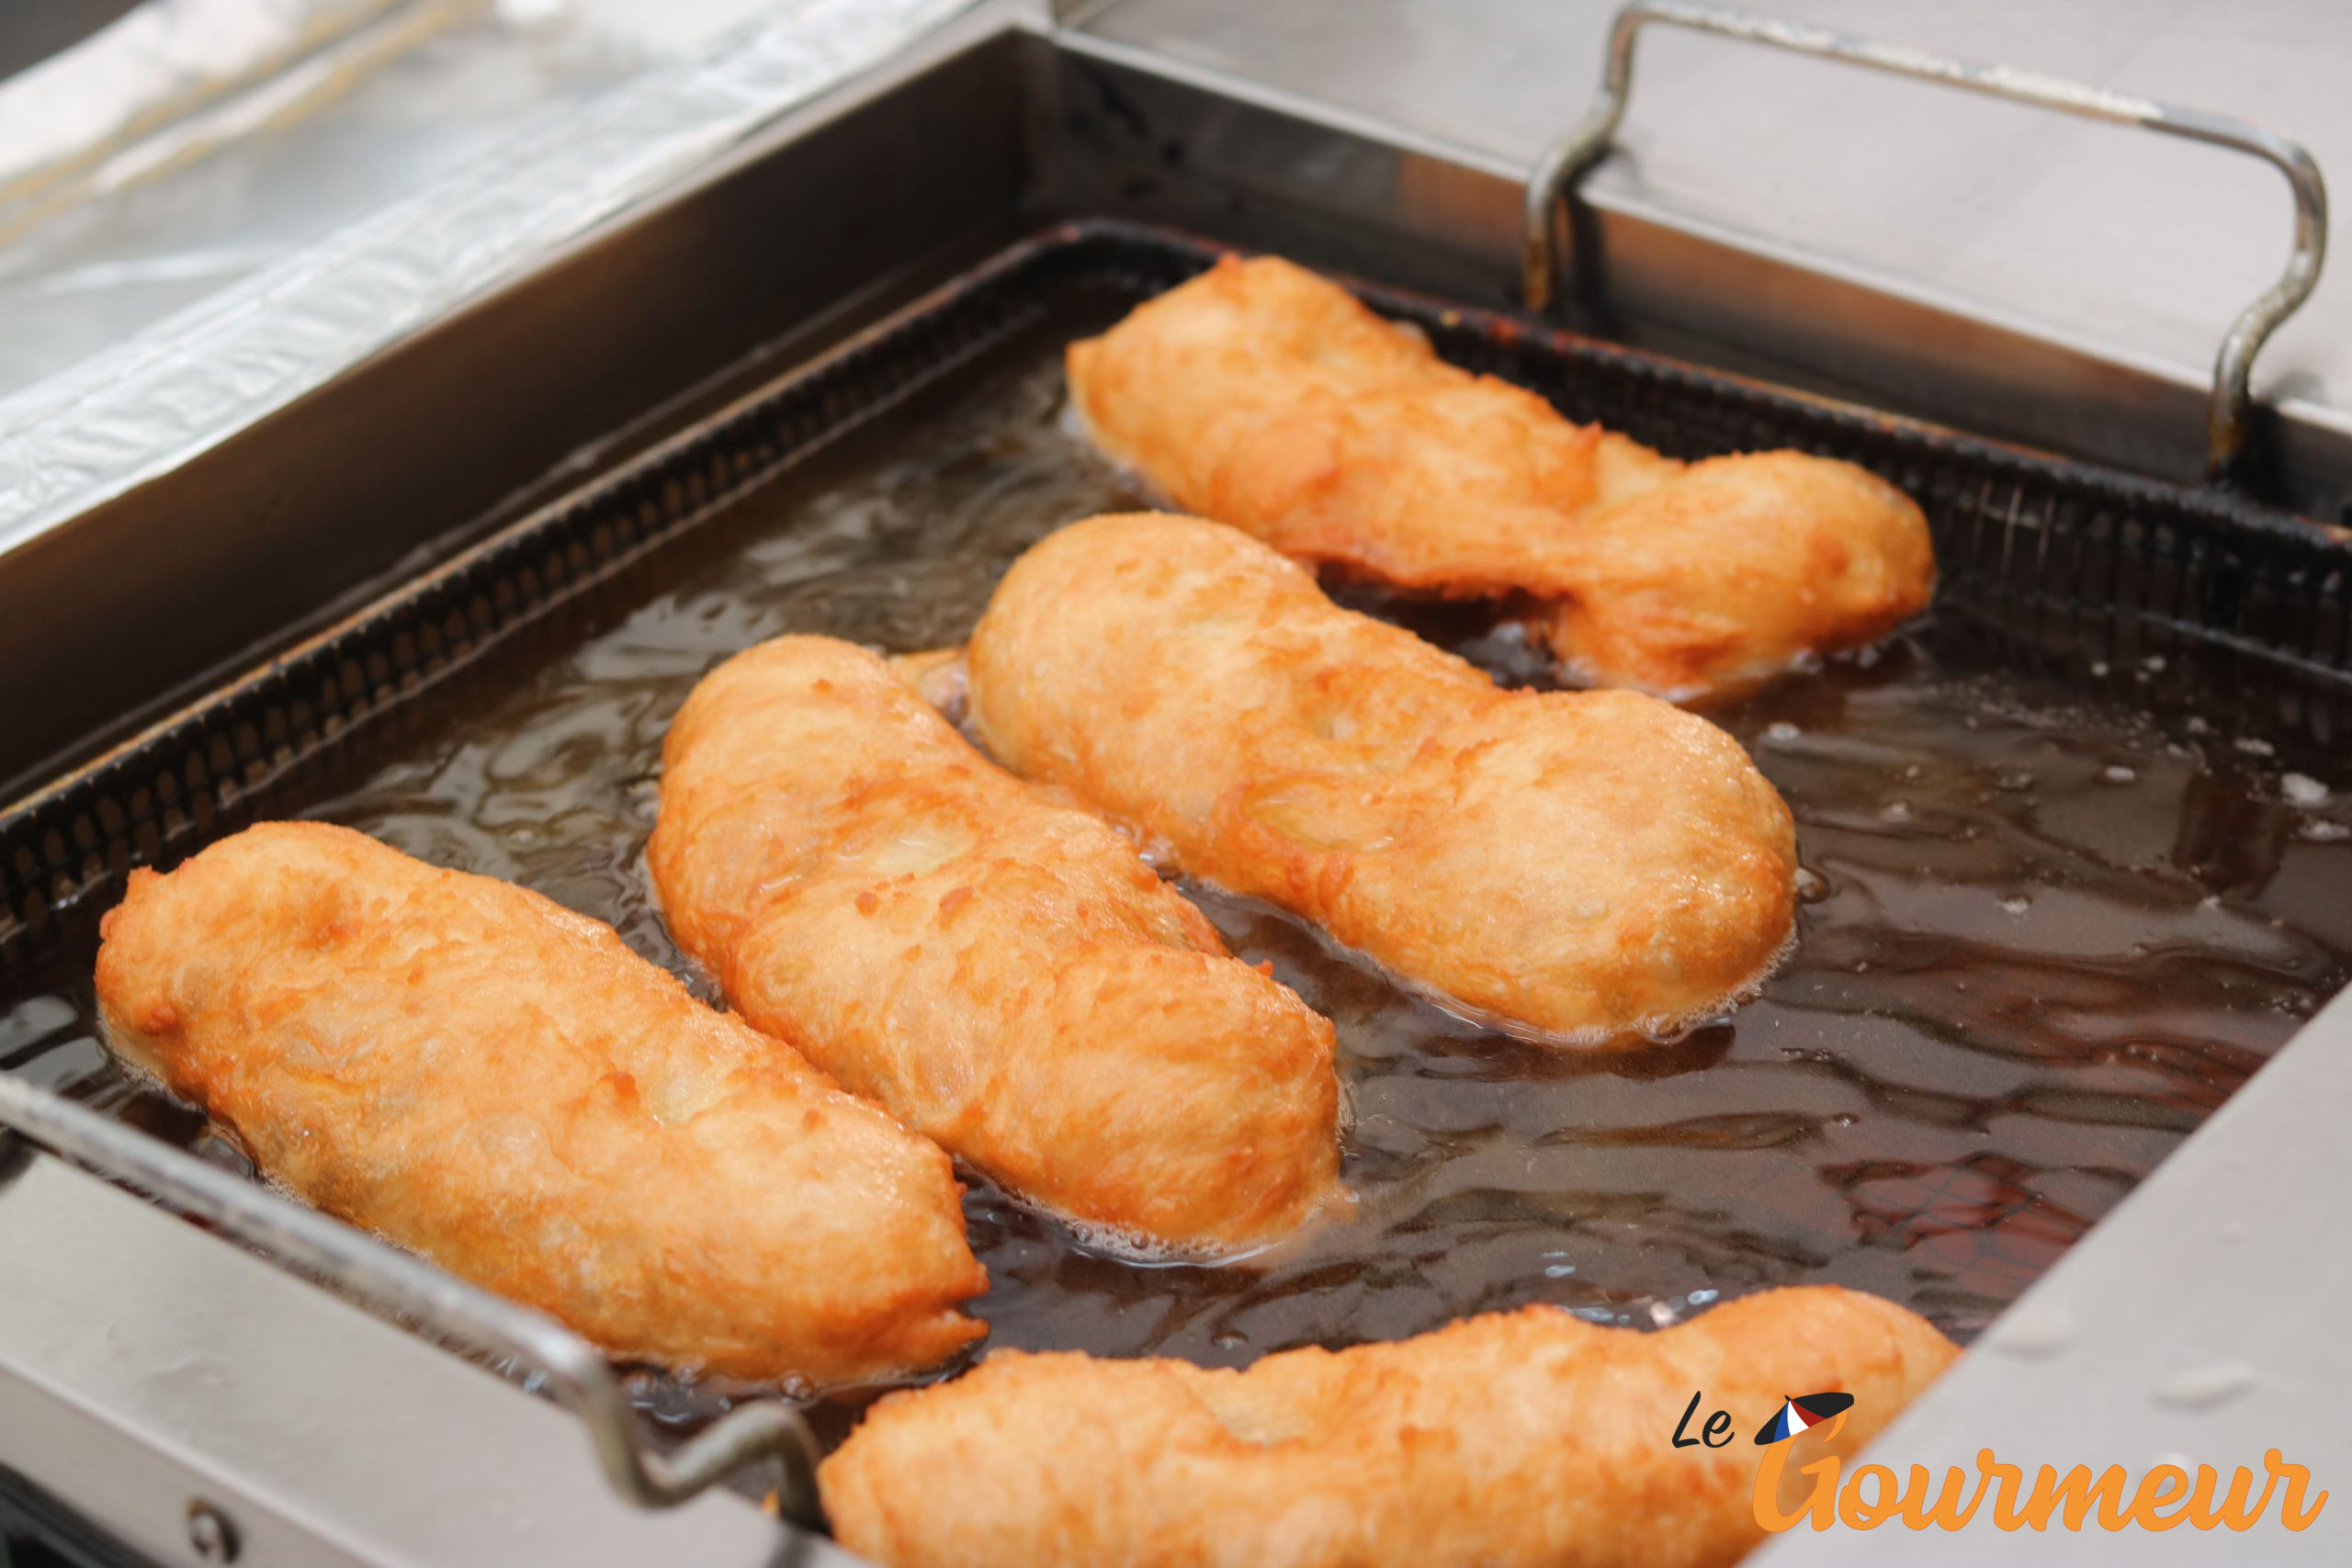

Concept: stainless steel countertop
[[1076, 0, 2352, 509]]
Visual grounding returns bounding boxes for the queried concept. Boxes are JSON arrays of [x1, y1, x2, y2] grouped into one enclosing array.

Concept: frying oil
[[4, 311, 2349, 1463]]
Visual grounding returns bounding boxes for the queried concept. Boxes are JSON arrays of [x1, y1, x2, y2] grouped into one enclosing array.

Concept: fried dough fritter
[[963, 514, 1798, 1044], [648, 635, 1342, 1256], [820, 1285, 1959, 1568], [93, 821, 986, 1386], [1067, 254, 1936, 702]]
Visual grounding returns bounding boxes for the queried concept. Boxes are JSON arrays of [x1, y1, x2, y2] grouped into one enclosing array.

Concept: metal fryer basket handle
[[1522, 0, 2329, 482], [0, 1076, 822, 1525]]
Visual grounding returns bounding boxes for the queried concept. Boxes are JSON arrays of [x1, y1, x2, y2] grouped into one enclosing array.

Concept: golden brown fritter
[[963, 514, 1798, 1044], [820, 1285, 1959, 1568], [1067, 254, 1935, 702], [648, 636, 1342, 1257], [93, 821, 986, 1387]]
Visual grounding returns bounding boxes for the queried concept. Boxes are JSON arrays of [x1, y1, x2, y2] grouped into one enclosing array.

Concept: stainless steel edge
[[1521, 1, 2329, 484], [0, 1145, 845, 1568]]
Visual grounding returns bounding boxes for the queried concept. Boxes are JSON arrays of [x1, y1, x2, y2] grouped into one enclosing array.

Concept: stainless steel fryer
[[4, 5, 2350, 1565]]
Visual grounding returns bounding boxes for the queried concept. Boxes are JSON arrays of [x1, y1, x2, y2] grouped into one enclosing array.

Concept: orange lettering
[[2018, 1464, 2132, 1531], [1897, 1464, 1984, 1531], [1982, 1451, 2030, 1529], [2268, 1450, 2329, 1531], [1751, 1423, 1844, 1533], [1799, 1454, 1843, 1530], [1838, 1465, 1899, 1530], [2129, 1465, 2189, 1530], [1757, 1445, 2323, 1535], [1750, 1438, 1804, 1533], [2188, 1462, 2277, 1531]]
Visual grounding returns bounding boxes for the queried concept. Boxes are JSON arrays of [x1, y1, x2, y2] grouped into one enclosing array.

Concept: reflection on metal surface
[[0, 0, 411, 220], [0, 1076, 823, 1520], [0, 0, 481, 254], [1524, 2, 2329, 483], [0, 1, 842, 404], [0, 0, 975, 558]]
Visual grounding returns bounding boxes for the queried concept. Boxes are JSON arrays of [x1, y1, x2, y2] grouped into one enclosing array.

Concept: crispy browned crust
[[820, 1284, 1959, 1568], [964, 514, 1798, 1043], [1068, 254, 1935, 702], [648, 635, 1342, 1255], [93, 821, 987, 1385]]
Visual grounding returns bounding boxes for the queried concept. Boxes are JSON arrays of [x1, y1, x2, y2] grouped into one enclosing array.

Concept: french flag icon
[[1754, 1391, 1856, 1445]]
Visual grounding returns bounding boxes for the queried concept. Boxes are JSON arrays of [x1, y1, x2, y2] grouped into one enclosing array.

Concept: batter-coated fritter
[[964, 514, 1798, 1044], [820, 1285, 1958, 1568], [1068, 254, 1936, 702], [649, 636, 1341, 1256], [94, 821, 986, 1386]]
